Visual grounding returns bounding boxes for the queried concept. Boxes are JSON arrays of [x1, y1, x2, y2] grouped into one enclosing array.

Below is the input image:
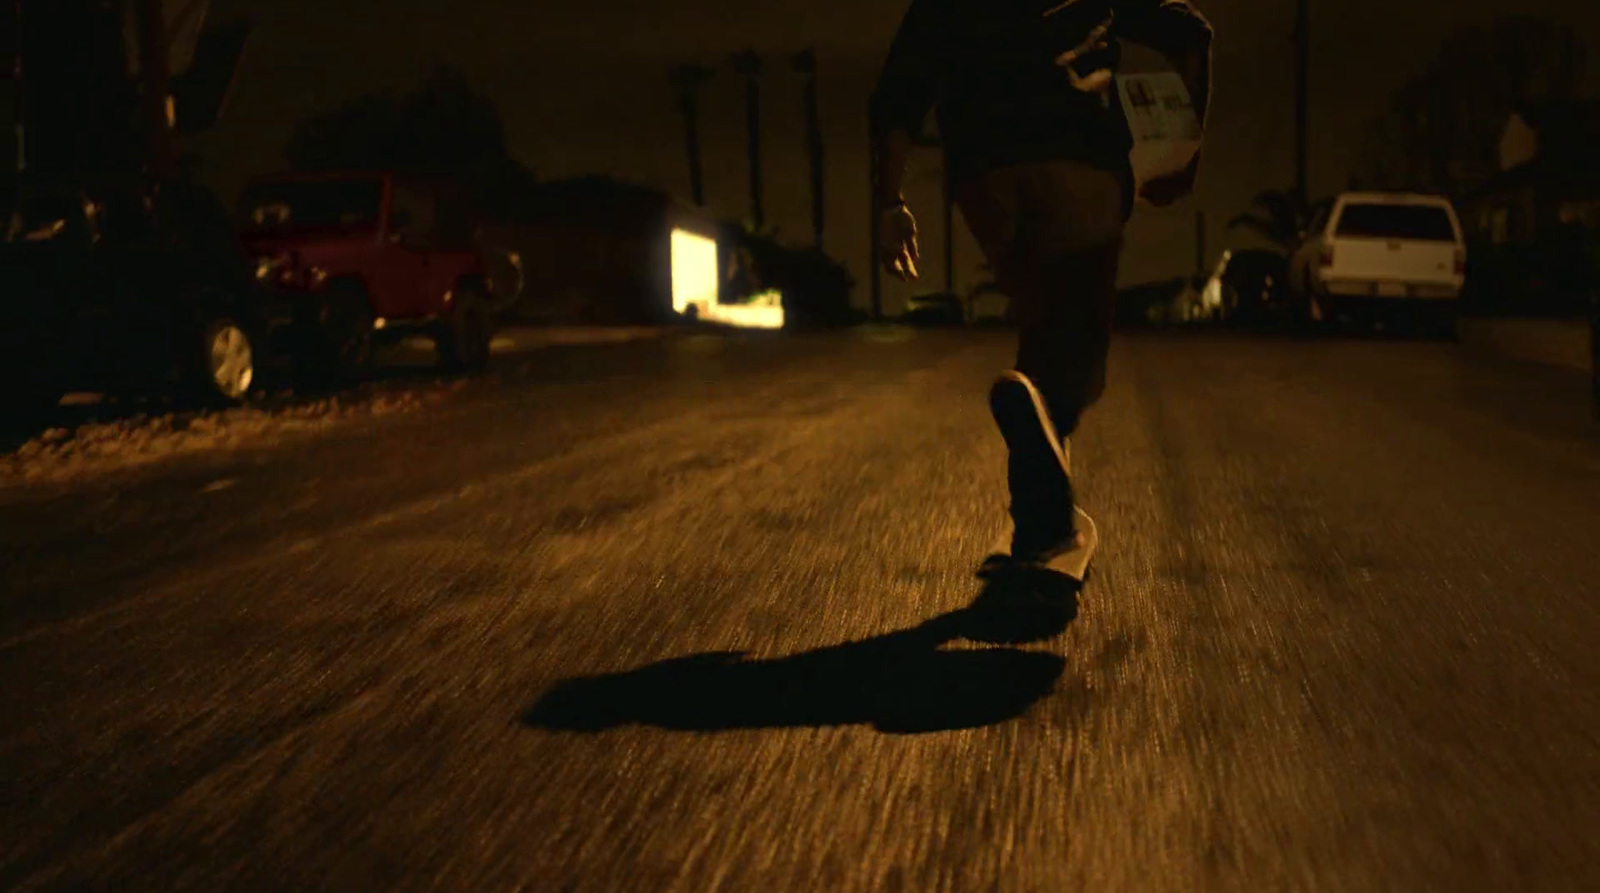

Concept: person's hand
[[1138, 152, 1201, 208], [879, 202, 920, 281]]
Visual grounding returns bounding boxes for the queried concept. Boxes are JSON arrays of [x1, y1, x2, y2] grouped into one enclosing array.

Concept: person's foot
[[989, 371, 1076, 561], [1033, 530, 1088, 565]]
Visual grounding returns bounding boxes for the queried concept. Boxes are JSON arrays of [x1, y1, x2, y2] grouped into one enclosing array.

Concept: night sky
[[194, 0, 1600, 310]]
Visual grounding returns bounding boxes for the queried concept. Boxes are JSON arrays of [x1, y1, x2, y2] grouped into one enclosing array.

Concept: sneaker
[[989, 371, 1076, 560]]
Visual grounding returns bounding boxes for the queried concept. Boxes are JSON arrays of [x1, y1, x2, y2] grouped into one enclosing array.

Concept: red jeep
[[237, 171, 495, 380]]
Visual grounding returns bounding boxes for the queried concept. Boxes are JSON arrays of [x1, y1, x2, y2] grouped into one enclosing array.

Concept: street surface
[[3, 328, 1598, 892]]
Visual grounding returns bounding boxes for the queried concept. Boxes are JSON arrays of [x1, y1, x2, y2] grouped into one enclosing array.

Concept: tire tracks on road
[[4, 339, 998, 890]]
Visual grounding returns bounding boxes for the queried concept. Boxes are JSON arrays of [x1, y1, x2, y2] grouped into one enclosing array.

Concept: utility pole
[[791, 48, 825, 251], [668, 63, 714, 207], [132, 0, 175, 184], [1293, 0, 1310, 205], [868, 130, 881, 320], [729, 49, 764, 228], [1590, 283, 1598, 421], [943, 188, 954, 295], [10, 0, 25, 176], [923, 135, 951, 295]]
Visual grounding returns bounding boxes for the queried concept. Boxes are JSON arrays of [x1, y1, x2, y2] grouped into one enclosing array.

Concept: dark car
[[1215, 249, 1291, 324], [238, 171, 497, 380], [904, 291, 966, 326], [1, 178, 285, 426], [1115, 277, 1190, 327]]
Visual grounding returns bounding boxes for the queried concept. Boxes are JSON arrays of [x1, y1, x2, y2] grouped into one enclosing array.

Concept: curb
[[489, 326, 673, 352], [389, 325, 678, 359], [1458, 317, 1591, 375]]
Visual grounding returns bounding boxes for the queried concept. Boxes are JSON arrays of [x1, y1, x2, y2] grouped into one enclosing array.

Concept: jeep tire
[[435, 285, 493, 374], [318, 282, 375, 385]]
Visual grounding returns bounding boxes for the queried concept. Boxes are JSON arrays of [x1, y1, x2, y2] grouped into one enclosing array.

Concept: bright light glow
[[670, 229, 786, 329], [670, 228, 719, 315], [703, 294, 785, 329]]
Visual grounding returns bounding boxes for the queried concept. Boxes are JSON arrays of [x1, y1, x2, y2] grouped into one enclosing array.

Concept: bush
[[1464, 238, 1594, 318], [722, 227, 859, 328]]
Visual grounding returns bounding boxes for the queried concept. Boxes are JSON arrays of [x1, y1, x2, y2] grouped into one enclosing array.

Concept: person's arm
[[876, 129, 914, 212], [869, 0, 944, 208], [1118, 0, 1213, 204], [869, 0, 946, 278]]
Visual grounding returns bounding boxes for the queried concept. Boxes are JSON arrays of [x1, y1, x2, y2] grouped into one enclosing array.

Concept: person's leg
[[1013, 238, 1123, 443], [1011, 159, 1126, 441], [959, 169, 1066, 557], [958, 161, 1126, 560]]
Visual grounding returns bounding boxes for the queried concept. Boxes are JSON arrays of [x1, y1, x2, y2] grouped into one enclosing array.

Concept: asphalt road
[[2, 328, 1598, 892]]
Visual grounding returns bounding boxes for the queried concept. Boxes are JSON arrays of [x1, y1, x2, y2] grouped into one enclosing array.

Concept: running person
[[871, 0, 1213, 568]]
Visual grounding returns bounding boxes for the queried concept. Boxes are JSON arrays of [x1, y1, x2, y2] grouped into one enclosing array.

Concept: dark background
[[160, 0, 1600, 310]]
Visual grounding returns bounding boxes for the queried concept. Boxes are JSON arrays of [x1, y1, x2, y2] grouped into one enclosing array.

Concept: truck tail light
[[1319, 245, 1335, 268], [1454, 248, 1466, 276]]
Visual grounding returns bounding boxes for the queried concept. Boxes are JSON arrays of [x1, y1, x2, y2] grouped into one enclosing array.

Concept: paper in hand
[[1117, 72, 1202, 199]]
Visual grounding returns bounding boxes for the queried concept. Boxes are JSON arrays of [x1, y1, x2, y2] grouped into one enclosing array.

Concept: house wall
[[511, 220, 659, 324], [493, 204, 719, 325]]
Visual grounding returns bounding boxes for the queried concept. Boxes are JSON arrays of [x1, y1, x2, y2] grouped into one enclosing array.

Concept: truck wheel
[[1289, 298, 1320, 338], [435, 286, 494, 374], [1432, 305, 1461, 342]]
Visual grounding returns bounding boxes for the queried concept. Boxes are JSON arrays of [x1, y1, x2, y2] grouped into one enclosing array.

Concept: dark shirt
[[870, 0, 1212, 193]]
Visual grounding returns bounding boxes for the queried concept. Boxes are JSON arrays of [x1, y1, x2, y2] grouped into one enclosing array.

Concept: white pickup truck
[[1289, 192, 1466, 337]]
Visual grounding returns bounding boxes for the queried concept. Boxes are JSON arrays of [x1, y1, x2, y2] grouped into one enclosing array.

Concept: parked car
[[1115, 277, 1189, 327], [966, 282, 1012, 325], [237, 171, 496, 381], [1288, 192, 1466, 336], [1207, 248, 1290, 325], [1, 178, 284, 426], [904, 291, 966, 326]]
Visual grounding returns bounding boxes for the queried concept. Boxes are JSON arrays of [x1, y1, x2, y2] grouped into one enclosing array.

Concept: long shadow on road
[[523, 571, 1082, 735]]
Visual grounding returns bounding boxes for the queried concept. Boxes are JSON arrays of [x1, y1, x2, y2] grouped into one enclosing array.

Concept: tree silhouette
[[791, 48, 826, 251], [728, 49, 764, 227], [1354, 15, 1588, 195], [668, 63, 715, 207], [1226, 188, 1331, 252], [282, 64, 538, 221]]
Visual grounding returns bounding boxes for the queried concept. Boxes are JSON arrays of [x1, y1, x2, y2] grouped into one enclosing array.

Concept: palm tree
[[728, 49, 764, 227], [1226, 188, 1333, 252], [790, 49, 825, 250], [668, 63, 715, 207]]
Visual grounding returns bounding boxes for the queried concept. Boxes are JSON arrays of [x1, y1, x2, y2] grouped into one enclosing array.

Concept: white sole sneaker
[[1044, 506, 1098, 582], [989, 371, 1070, 484], [988, 371, 1095, 580]]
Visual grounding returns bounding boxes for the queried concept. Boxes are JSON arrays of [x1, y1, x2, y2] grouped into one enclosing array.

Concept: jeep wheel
[[435, 286, 493, 374], [320, 284, 375, 384]]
